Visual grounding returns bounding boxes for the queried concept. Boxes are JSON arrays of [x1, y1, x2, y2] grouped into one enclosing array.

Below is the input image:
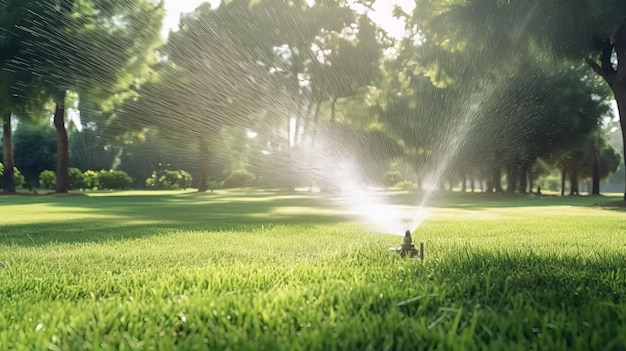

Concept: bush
[[394, 180, 415, 191], [222, 170, 256, 188], [83, 170, 100, 190], [383, 171, 402, 189], [0, 163, 25, 189], [14, 168, 25, 188], [539, 175, 560, 192], [145, 170, 193, 190], [68, 167, 86, 190], [39, 170, 56, 190], [99, 170, 133, 190]]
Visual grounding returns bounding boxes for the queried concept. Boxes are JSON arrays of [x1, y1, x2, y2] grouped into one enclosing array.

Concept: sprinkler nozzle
[[389, 230, 424, 260]]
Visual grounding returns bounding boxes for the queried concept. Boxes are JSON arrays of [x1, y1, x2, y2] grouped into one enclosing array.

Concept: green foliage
[[69, 113, 119, 172], [13, 167, 25, 188], [600, 145, 621, 180], [145, 170, 193, 190], [405, 0, 626, 195], [2, 0, 622, 198], [0, 0, 46, 124], [0, 163, 25, 188], [98, 170, 133, 190], [0, 192, 625, 349], [538, 175, 561, 192], [14, 0, 165, 193], [67, 167, 85, 190], [83, 170, 100, 190], [394, 180, 415, 191], [13, 123, 57, 186], [222, 170, 256, 188], [383, 171, 402, 188], [38, 170, 56, 190]]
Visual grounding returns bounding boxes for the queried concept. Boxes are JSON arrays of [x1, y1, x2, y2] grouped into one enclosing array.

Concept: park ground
[[1, 190, 626, 350]]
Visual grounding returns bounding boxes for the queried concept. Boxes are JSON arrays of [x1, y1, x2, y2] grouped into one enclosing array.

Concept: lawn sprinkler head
[[389, 230, 424, 260]]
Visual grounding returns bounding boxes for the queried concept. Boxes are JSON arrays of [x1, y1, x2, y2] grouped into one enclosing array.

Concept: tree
[[12, 123, 57, 188], [113, 0, 366, 191], [389, 0, 621, 195], [68, 112, 119, 172], [309, 13, 383, 123], [414, 0, 626, 198], [109, 1, 269, 191], [0, 0, 44, 192], [577, 133, 621, 195], [16, 0, 164, 193]]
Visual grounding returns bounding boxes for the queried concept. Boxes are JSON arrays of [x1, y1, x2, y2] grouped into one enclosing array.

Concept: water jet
[[389, 230, 424, 260]]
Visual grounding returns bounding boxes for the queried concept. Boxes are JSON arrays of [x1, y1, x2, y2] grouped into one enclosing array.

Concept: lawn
[[1, 190, 626, 350]]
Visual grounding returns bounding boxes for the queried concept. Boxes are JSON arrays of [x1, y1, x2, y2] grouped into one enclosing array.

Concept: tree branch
[[586, 57, 611, 83], [586, 37, 617, 85], [613, 18, 626, 85]]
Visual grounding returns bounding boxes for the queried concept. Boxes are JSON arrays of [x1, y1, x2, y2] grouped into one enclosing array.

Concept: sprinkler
[[389, 230, 424, 260]]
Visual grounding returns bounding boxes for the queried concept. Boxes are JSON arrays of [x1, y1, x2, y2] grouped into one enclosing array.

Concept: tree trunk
[[561, 168, 566, 196], [569, 166, 579, 196], [491, 165, 502, 192], [518, 165, 527, 194], [54, 101, 69, 193], [613, 21, 626, 200], [591, 141, 601, 195], [330, 96, 338, 123], [615, 86, 626, 200], [196, 136, 209, 192], [2, 113, 15, 193], [470, 173, 475, 192], [588, 19, 626, 199], [506, 162, 517, 193], [310, 103, 322, 146], [461, 174, 467, 192], [298, 99, 314, 144]]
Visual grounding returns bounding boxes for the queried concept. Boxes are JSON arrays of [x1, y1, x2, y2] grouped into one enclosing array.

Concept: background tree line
[[0, 0, 624, 196]]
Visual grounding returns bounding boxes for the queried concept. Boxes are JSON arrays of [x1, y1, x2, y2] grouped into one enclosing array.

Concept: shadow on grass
[[0, 191, 350, 247], [593, 199, 626, 212], [1, 189, 623, 247]]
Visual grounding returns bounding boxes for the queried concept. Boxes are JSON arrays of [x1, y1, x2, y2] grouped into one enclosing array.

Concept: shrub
[[383, 171, 402, 189], [145, 170, 193, 190], [83, 170, 100, 190], [395, 180, 415, 191], [14, 168, 25, 188], [68, 168, 86, 190], [145, 174, 156, 189], [99, 170, 132, 190], [0, 163, 25, 188], [39, 170, 56, 190], [539, 175, 560, 192], [222, 170, 256, 188]]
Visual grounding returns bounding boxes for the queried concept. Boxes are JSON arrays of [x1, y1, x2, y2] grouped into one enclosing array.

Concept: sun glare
[[340, 184, 424, 235]]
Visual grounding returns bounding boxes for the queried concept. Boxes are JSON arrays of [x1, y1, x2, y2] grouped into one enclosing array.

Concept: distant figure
[[536, 186, 541, 195]]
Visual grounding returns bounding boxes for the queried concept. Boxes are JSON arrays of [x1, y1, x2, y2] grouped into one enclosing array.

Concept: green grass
[[1, 190, 626, 350]]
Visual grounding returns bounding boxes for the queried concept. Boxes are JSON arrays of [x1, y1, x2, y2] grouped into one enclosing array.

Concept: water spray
[[389, 230, 424, 260]]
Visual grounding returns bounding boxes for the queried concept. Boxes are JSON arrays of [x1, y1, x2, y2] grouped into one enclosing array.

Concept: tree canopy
[[0, 0, 623, 194]]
